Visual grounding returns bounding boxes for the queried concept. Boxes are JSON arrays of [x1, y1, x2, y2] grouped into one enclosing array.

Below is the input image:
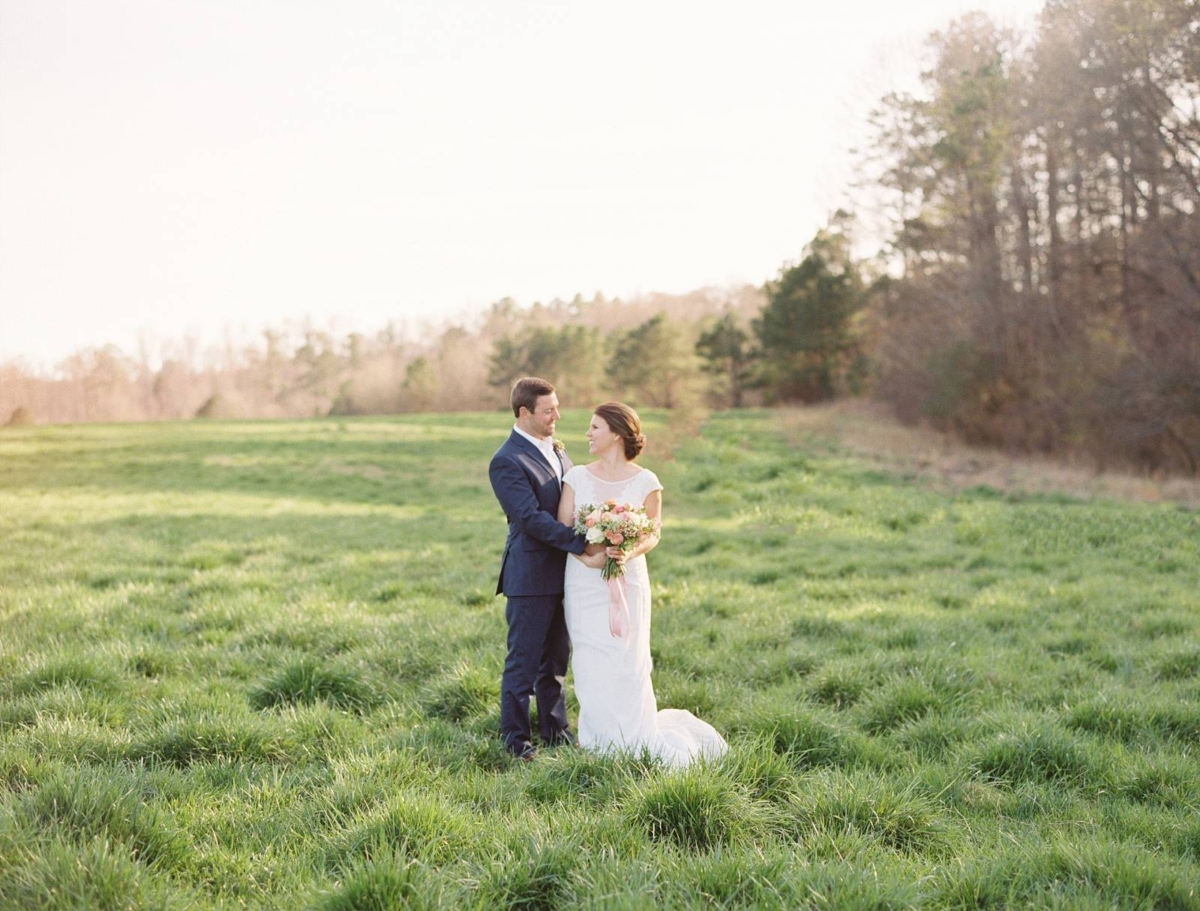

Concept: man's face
[[522, 393, 560, 439]]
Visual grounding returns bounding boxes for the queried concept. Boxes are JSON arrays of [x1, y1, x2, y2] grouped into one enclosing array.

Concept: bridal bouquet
[[574, 500, 661, 580], [574, 501, 661, 641]]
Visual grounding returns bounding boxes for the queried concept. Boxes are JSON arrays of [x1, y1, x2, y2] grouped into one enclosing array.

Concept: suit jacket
[[489, 430, 587, 597]]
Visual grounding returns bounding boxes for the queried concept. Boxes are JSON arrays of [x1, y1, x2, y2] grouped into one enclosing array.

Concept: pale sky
[[0, 0, 1046, 369]]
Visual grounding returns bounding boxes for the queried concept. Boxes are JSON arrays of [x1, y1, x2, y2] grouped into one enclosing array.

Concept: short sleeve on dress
[[640, 469, 664, 498], [563, 465, 585, 489]]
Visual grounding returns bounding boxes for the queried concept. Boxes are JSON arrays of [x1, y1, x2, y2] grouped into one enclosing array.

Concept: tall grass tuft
[[313, 858, 450, 911], [858, 676, 943, 734], [478, 837, 580, 911], [787, 860, 921, 910], [809, 664, 870, 708], [127, 709, 297, 767], [422, 661, 498, 723], [249, 657, 383, 714], [1018, 838, 1200, 908], [326, 791, 475, 869], [1154, 647, 1200, 681], [744, 705, 888, 771], [935, 852, 1032, 909], [968, 725, 1098, 788], [1173, 820, 1200, 864], [16, 767, 189, 871], [717, 738, 797, 804], [625, 765, 760, 851], [0, 836, 196, 911], [1115, 752, 1200, 807], [521, 749, 627, 807], [1069, 698, 1200, 748], [667, 851, 794, 909], [14, 657, 120, 696], [785, 771, 950, 856]]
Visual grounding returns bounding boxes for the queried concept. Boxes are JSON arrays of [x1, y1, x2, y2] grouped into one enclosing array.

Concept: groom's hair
[[511, 377, 555, 417]]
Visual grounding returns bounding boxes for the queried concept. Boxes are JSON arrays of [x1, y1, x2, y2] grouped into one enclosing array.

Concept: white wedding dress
[[563, 465, 728, 768]]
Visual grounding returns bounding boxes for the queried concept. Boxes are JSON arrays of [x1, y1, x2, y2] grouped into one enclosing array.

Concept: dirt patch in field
[[779, 401, 1200, 509]]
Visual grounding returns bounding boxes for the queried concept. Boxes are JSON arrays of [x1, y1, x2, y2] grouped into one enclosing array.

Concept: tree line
[[864, 0, 1199, 474], [0, 287, 767, 426], [3, 0, 1197, 474]]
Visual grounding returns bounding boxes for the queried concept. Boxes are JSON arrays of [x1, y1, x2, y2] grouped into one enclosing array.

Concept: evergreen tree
[[488, 324, 609, 406], [754, 219, 863, 403], [401, 356, 437, 412], [695, 313, 754, 407], [609, 313, 703, 409]]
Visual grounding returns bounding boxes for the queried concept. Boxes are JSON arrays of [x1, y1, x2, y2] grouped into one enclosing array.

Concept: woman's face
[[585, 414, 620, 456]]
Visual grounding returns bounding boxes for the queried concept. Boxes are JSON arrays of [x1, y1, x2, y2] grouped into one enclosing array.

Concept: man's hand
[[578, 551, 607, 569], [584, 542, 605, 556]]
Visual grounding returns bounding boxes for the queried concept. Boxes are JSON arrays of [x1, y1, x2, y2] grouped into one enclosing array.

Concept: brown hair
[[510, 377, 555, 417], [593, 402, 646, 460]]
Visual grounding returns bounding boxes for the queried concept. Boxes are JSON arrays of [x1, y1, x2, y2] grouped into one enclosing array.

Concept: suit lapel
[[509, 430, 543, 461], [509, 431, 557, 487]]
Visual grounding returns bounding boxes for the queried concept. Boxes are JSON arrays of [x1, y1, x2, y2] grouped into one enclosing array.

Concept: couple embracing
[[488, 377, 727, 767]]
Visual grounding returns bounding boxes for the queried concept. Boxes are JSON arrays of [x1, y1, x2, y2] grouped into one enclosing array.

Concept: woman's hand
[[605, 546, 628, 566]]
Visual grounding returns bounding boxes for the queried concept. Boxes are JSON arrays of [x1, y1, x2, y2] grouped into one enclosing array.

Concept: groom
[[489, 377, 594, 761]]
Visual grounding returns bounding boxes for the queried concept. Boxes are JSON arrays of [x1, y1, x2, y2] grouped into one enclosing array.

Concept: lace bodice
[[563, 465, 663, 513]]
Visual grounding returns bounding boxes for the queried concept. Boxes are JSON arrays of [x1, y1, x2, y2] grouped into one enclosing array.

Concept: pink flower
[[607, 532, 624, 545], [585, 516, 596, 528]]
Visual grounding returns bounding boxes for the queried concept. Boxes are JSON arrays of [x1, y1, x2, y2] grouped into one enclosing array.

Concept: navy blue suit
[[489, 430, 587, 751]]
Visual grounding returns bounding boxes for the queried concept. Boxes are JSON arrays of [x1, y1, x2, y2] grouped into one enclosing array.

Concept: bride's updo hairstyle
[[593, 402, 647, 461]]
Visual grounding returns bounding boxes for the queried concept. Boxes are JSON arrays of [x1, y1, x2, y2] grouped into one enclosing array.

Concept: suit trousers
[[500, 594, 570, 749]]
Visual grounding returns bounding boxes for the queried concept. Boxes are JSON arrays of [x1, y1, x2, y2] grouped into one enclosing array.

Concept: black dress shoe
[[545, 730, 577, 749], [508, 742, 537, 761]]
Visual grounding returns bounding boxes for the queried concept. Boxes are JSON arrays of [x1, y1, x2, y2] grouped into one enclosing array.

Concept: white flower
[[585, 527, 607, 544]]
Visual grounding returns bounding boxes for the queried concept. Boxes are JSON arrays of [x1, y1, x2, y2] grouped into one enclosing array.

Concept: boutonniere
[[552, 439, 565, 454]]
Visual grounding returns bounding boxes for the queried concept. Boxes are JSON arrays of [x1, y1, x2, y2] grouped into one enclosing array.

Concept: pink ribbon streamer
[[606, 574, 631, 641]]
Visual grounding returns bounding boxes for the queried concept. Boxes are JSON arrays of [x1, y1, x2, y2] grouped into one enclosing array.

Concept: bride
[[557, 402, 727, 768]]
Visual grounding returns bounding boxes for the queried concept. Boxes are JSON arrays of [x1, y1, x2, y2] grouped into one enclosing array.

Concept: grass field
[[1, 409, 1198, 910]]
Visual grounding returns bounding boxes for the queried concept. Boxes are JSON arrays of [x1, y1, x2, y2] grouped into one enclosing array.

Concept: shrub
[[194, 393, 245, 419], [4, 406, 32, 426]]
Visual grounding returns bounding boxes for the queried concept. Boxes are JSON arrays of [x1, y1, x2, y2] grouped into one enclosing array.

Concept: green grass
[[1, 409, 1198, 909]]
